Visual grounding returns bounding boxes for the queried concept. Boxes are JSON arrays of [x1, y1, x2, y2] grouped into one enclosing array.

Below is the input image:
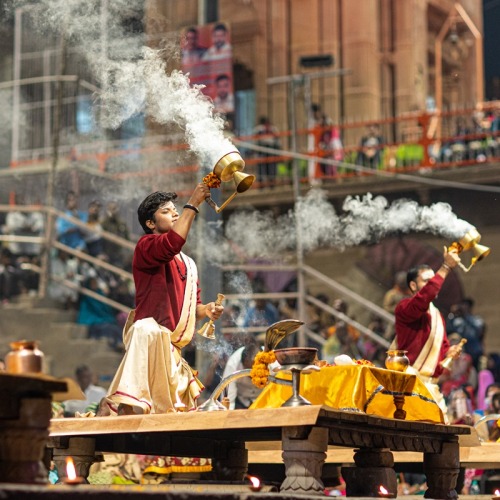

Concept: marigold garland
[[250, 350, 276, 388], [202, 172, 222, 189]]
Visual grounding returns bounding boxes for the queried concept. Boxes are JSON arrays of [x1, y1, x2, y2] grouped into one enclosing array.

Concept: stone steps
[[0, 296, 123, 387]]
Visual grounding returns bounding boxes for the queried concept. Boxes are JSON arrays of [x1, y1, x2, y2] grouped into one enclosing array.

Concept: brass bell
[[197, 293, 225, 340]]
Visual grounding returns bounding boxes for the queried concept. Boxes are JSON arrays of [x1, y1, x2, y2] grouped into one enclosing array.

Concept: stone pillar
[[281, 426, 328, 495], [341, 448, 397, 497], [423, 441, 460, 500]]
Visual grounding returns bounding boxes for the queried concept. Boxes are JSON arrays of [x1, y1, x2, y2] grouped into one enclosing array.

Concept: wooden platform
[[47, 406, 473, 498]]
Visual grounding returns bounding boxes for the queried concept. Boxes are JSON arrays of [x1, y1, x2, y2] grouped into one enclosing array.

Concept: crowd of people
[[0, 190, 135, 352], [1, 178, 499, 493], [233, 103, 500, 188]]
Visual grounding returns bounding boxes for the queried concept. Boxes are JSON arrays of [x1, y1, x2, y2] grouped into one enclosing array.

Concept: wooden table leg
[[342, 448, 397, 497], [0, 397, 52, 484], [423, 440, 460, 500], [211, 440, 248, 481], [50, 436, 97, 484], [281, 426, 327, 495]]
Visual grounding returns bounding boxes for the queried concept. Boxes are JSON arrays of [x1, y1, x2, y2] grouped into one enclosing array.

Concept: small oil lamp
[[247, 474, 262, 492], [378, 485, 393, 498], [63, 457, 84, 485], [492, 488, 500, 500]]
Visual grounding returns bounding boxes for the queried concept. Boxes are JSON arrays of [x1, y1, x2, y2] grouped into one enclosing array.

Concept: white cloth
[[105, 253, 202, 414], [64, 384, 107, 415], [222, 347, 262, 410]]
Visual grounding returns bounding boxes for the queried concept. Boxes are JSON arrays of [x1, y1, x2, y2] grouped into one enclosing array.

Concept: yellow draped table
[[250, 365, 444, 423]]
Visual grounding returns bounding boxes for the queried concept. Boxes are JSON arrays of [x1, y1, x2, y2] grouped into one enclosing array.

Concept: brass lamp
[[448, 227, 490, 272], [204, 150, 255, 213]]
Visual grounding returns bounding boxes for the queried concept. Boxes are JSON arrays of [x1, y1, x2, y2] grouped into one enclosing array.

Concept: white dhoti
[[105, 253, 203, 414]]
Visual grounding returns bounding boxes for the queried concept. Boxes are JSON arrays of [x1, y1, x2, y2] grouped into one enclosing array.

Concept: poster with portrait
[[180, 22, 234, 115]]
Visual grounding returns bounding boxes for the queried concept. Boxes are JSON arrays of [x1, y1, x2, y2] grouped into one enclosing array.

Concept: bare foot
[[95, 398, 111, 417], [117, 403, 143, 416]]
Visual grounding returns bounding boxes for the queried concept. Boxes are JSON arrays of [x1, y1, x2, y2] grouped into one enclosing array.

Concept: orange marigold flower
[[250, 351, 277, 388], [202, 173, 222, 189]]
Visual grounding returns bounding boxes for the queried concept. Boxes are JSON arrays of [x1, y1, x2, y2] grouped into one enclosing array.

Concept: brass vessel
[[448, 227, 490, 272], [204, 150, 255, 213], [385, 349, 410, 372], [5, 340, 44, 374]]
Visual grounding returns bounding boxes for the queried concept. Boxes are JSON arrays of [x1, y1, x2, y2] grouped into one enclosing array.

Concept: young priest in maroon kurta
[[394, 246, 462, 418], [104, 184, 223, 415]]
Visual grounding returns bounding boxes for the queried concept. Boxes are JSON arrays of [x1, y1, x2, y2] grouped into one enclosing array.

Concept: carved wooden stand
[[281, 426, 328, 495], [0, 373, 67, 484], [51, 436, 97, 483], [342, 448, 397, 497]]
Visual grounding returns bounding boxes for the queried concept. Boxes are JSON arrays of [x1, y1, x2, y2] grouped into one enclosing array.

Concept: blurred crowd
[[0, 190, 135, 352]]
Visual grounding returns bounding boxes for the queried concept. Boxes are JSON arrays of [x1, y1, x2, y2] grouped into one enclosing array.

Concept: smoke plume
[[7, 0, 233, 169], [197, 190, 474, 264]]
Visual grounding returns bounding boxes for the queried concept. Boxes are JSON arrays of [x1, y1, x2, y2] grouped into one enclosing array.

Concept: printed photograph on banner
[[180, 21, 234, 115]]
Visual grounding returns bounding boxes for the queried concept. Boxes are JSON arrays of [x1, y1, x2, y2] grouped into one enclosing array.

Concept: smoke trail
[[203, 190, 474, 263], [7, 0, 233, 169]]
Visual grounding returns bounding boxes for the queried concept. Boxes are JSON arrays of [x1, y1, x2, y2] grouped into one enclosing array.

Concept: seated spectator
[[253, 116, 281, 187], [56, 191, 87, 251], [447, 386, 474, 426], [1, 194, 44, 260], [440, 333, 476, 400], [0, 248, 22, 304], [83, 200, 105, 258], [222, 341, 262, 409], [446, 298, 485, 370], [76, 276, 123, 352], [357, 124, 384, 169], [48, 250, 81, 309], [63, 364, 107, 417], [322, 299, 361, 362], [242, 298, 280, 330], [101, 201, 131, 267]]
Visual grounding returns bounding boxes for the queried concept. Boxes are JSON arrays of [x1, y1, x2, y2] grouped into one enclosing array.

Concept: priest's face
[[410, 268, 435, 294], [147, 201, 179, 234]]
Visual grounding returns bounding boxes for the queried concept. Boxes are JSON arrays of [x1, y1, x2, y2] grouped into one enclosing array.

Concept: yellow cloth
[[250, 365, 444, 423]]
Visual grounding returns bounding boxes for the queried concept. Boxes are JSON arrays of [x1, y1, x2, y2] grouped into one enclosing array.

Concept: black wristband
[[183, 204, 200, 214]]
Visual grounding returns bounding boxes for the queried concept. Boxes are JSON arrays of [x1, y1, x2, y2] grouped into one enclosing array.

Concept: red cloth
[[395, 273, 450, 378], [133, 230, 201, 330]]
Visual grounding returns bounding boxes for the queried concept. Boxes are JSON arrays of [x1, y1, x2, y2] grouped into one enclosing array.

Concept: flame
[[379, 485, 389, 495], [247, 475, 261, 489], [65, 456, 77, 481], [494, 490, 500, 497]]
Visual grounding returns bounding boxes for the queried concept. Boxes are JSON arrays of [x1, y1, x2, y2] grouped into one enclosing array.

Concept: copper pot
[[385, 349, 409, 372], [5, 340, 44, 374]]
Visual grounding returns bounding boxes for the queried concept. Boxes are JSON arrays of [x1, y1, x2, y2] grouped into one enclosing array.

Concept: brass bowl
[[274, 347, 318, 367], [385, 349, 409, 372]]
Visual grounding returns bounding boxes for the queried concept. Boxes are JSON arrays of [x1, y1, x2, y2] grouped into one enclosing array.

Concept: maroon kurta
[[133, 230, 201, 330], [394, 273, 450, 378]]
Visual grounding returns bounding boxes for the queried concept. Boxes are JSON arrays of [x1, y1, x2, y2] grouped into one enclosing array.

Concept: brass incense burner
[[204, 150, 255, 213], [449, 227, 490, 272], [274, 347, 320, 407]]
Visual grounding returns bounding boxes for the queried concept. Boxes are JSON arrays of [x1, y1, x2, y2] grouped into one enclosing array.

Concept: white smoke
[[7, 0, 233, 170], [200, 190, 475, 264]]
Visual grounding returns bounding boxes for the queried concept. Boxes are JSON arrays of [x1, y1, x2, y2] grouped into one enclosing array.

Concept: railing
[[1, 203, 392, 353]]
